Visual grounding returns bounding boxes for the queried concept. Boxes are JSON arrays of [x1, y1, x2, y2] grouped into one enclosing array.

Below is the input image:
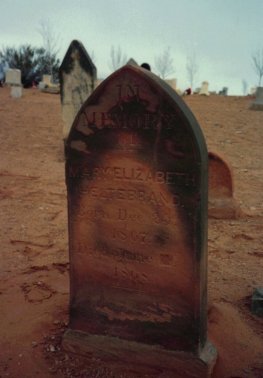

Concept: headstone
[[250, 87, 263, 110], [63, 64, 217, 377], [5, 69, 21, 86], [5, 69, 22, 98], [165, 78, 177, 91], [42, 74, 52, 87], [199, 81, 210, 96], [208, 152, 239, 219], [59, 40, 97, 140], [219, 87, 228, 96], [126, 58, 138, 66]]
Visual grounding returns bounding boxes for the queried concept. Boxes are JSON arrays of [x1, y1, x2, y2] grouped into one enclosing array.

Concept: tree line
[[0, 20, 60, 87], [0, 45, 60, 87]]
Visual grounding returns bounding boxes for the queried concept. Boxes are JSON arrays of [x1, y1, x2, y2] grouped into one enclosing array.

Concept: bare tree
[[186, 53, 198, 89], [37, 19, 60, 79], [108, 46, 127, 71], [154, 47, 174, 79], [242, 79, 248, 96], [252, 48, 263, 86]]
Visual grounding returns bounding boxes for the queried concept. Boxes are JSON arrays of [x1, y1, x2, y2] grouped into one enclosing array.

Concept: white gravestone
[[5, 69, 22, 98], [42, 74, 52, 87], [199, 81, 210, 96], [5, 69, 21, 86]]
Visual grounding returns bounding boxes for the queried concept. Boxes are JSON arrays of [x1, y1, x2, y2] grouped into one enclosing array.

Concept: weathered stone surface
[[64, 64, 216, 376], [63, 330, 217, 377], [59, 40, 97, 140], [208, 151, 239, 219]]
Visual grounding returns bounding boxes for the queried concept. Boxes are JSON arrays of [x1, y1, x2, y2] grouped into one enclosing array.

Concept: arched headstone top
[[66, 64, 207, 165], [208, 151, 234, 197], [59, 40, 97, 140], [60, 40, 97, 78]]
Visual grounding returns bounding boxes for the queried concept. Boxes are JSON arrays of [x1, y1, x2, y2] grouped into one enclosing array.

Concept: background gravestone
[[126, 58, 138, 66], [59, 40, 97, 140], [63, 65, 217, 376], [208, 152, 239, 219], [250, 87, 263, 110], [199, 81, 210, 96], [5, 69, 21, 86], [5, 69, 22, 98]]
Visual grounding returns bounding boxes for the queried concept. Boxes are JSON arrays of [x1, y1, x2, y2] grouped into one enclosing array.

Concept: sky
[[0, 0, 262, 94]]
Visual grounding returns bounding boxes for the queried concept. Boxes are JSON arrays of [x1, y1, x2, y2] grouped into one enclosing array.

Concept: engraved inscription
[[71, 154, 194, 302], [113, 266, 148, 290], [82, 111, 177, 130], [78, 186, 180, 206], [77, 206, 176, 226], [117, 84, 140, 99], [112, 226, 168, 245], [75, 240, 152, 263], [69, 165, 195, 186]]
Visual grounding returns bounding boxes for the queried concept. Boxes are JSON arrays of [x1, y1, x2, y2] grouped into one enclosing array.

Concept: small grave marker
[[63, 64, 217, 376], [5, 69, 21, 86], [59, 40, 97, 140], [5, 69, 22, 98], [199, 81, 210, 96], [126, 58, 138, 66], [250, 87, 263, 110]]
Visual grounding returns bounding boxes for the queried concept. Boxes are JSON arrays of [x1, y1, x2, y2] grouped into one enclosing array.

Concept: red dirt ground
[[0, 87, 262, 377]]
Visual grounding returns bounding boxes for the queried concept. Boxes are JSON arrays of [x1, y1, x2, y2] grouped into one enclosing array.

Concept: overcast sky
[[0, 0, 262, 94]]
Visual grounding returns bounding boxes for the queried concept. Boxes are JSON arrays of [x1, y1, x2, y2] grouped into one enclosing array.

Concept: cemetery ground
[[0, 86, 262, 378]]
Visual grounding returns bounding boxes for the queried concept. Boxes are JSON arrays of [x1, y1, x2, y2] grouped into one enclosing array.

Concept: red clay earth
[[0, 86, 262, 377]]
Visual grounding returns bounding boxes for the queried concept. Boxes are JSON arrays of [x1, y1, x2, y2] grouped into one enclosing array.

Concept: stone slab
[[63, 330, 217, 378], [208, 152, 239, 219], [250, 87, 263, 110]]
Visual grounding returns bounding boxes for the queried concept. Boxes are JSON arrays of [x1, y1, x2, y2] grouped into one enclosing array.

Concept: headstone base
[[208, 198, 240, 219], [62, 329, 217, 378]]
